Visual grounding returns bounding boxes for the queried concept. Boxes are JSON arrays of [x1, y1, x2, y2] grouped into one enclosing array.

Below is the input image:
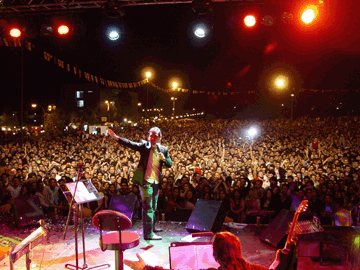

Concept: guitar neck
[[286, 213, 299, 244], [286, 200, 308, 245]]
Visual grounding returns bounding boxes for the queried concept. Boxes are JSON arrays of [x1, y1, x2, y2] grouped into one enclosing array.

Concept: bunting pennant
[[57, 59, 64, 68], [44, 52, 53, 61], [0, 38, 29, 47], [85, 72, 90, 81], [73, 67, 77, 75], [14, 39, 21, 47], [26, 41, 32, 51]]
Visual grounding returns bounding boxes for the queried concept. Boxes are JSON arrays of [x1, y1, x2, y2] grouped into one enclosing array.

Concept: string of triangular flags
[[2, 37, 359, 96], [149, 81, 189, 93], [42, 50, 149, 89], [0, 37, 22, 47]]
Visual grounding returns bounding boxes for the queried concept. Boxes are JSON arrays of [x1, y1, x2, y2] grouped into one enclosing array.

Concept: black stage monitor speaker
[[259, 209, 295, 249], [109, 195, 137, 225], [185, 199, 226, 234], [13, 196, 44, 228]]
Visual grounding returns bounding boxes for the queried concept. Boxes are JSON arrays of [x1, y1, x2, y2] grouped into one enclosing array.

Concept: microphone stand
[[62, 165, 110, 270], [63, 165, 82, 240], [63, 165, 82, 270]]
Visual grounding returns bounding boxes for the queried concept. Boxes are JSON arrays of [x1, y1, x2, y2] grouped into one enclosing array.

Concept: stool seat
[[93, 209, 140, 270], [100, 232, 140, 251], [93, 210, 132, 231]]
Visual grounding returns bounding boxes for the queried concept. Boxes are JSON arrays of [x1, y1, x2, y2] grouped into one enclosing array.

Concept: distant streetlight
[[105, 100, 110, 122], [274, 76, 288, 90], [171, 97, 177, 117], [31, 103, 46, 125], [105, 100, 115, 122], [145, 71, 152, 118], [274, 75, 296, 121], [276, 78, 285, 88], [291, 93, 295, 122]]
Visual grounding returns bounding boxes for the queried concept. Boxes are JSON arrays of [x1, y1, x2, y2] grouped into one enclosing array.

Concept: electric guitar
[[269, 200, 308, 270]]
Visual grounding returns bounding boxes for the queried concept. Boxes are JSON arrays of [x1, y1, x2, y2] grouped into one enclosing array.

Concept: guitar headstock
[[296, 200, 308, 215]]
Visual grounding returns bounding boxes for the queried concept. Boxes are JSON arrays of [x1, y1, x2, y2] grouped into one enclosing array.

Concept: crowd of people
[[0, 116, 360, 227]]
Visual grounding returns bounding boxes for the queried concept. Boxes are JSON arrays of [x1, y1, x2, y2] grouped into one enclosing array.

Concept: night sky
[[1, 1, 360, 116]]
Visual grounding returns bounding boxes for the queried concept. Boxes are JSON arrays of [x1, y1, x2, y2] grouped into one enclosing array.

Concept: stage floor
[[0, 217, 357, 270]]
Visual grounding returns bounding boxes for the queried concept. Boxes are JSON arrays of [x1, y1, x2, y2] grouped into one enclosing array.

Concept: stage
[[0, 216, 358, 270]]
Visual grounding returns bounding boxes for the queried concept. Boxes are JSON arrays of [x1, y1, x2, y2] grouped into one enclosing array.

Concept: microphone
[[156, 144, 165, 161]]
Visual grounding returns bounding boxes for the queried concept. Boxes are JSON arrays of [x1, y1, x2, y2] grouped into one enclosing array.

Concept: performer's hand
[[124, 253, 146, 270], [158, 152, 166, 161], [107, 129, 119, 141]]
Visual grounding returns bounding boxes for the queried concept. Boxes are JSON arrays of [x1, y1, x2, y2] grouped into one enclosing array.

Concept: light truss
[[0, 0, 264, 15]]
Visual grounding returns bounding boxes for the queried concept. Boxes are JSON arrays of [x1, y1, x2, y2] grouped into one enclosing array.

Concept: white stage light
[[108, 29, 120, 40], [194, 26, 206, 38]]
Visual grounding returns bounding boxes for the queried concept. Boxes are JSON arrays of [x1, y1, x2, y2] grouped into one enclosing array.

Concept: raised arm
[[108, 129, 143, 152]]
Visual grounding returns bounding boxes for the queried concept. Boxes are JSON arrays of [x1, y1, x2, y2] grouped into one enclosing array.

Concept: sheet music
[[63, 180, 102, 204], [170, 244, 220, 270], [196, 244, 219, 270], [170, 246, 197, 270], [68, 182, 97, 202]]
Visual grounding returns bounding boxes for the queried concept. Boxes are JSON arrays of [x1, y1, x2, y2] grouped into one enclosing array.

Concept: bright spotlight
[[109, 30, 120, 40], [9, 28, 21, 38], [58, 25, 70, 35], [248, 127, 258, 139], [244, 15, 256, 27], [194, 26, 206, 38], [106, 25, 121, 41], [301, 8, 315, 24], [193, 23, 209, 38]]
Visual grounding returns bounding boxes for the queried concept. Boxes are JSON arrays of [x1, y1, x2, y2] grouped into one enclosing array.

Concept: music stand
[[62, 180, 109, 270]]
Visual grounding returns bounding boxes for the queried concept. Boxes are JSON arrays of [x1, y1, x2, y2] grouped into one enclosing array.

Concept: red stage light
[[300, 5, 319, 25], [58, 25, 70, 35], [244, 15, 256, 27], [9, 28, 21, 38], [301, 8, 315, 24]]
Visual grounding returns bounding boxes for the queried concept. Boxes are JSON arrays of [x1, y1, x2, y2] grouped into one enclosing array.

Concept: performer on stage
[[108, 127, 172, 240]]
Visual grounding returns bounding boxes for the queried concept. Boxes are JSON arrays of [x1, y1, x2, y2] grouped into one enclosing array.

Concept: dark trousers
[[139, 181, 159, 238]]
